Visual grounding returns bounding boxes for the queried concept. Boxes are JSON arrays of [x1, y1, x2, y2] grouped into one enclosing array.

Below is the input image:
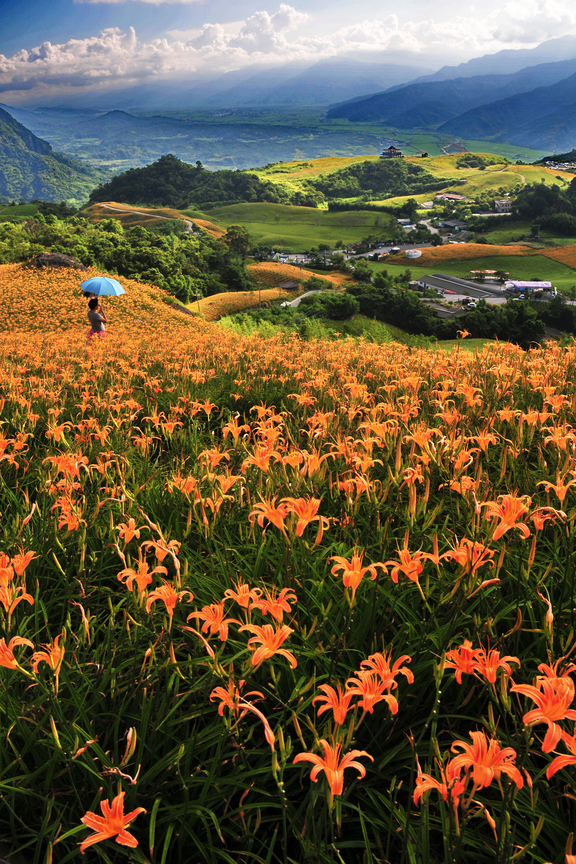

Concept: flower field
[[3, 263, 576, 863], [196, 287, 293, 322], [395, 243, 536, 267], [247, 262, 352, 289]]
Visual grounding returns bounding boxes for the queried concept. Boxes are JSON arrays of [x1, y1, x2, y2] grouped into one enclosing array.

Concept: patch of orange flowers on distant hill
[[248, 262, 351, 288], [389, 243, 537, 266], [192, 219, 225, 239], [196, 288, 293, 321], [539, 246, 576, 269]]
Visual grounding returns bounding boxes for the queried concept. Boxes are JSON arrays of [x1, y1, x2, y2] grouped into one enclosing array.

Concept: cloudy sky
[[1, 0, 575, 104]]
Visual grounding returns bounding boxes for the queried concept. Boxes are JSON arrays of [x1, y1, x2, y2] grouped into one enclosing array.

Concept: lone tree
[[224, 225, 251, 260]]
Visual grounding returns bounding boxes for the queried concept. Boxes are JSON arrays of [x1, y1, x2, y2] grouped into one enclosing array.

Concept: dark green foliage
[[351, 259, 373, 283], [539, 293, 576, 333], [223, 224, 251, 259], [319, 292, 360, 319], [540, 212, 576, 236], [535, 148, 576, 164], [0, 211, 253, 298], [346, 282, 546, 348], [312, 159, 446, 200], [89, 154, 296, 209], [456, 154, 508, 169], [513, 182, 573, 219]]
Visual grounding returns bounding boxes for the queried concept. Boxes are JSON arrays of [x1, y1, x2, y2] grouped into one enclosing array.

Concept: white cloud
[[2, 1, 576, 104], [489, 0, 576, 43]]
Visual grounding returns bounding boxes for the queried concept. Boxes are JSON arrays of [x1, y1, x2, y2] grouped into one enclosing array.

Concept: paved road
[[281, 290, 324, 308]]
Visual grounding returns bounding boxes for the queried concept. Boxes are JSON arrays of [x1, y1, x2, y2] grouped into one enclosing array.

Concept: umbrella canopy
[[81, 276, 125, 297]]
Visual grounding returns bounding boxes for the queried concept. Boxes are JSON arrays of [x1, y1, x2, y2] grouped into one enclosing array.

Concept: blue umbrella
[[81, 276, 125, 296]]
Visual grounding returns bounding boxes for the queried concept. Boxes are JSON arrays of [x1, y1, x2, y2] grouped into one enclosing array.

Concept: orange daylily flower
[[413, 759, 466, 807], [146, 580, 193, 627], [531, 506, 566, 532], [238, 622, 297, 668], [143, 539, 181, 564], [223, 581, 262, 608], [313, 683, 355, 725], [188, 601, 240, 642], [293, 738, 373, 798], [472, 647, 520, 683], [0, 553, 14, 588], [444, 640, 519, 684], [537, 659, 576, 690], [359, 650, 414, 690], [210, 678, 275, 750], [511, 677, 576, 752], [449, 730, 524, 791], [80, 791, 146, 853], [117, 558, 168, 595], [345, 670, 399, 715], [446, 538, 495, 574], [31, 632, 66, 675], [280, 496, 330, 546], [0, 635, 34, 670], [329, 549, 386, 603], [538, 473, 576, 506], [249, 496, 289, 538], [383, 546, 425, 587], [250, 586, 297, 622], [116, 518, 141, 544], [11, 549, 37, 578], [481, 493, 531, 541], [0, 581, 34, 620], [546, 725, 576, 779], [444, 640, 480, 684]]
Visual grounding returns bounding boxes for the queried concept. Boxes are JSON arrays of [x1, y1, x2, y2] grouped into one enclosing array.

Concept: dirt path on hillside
[[98, 203, 196, 233]]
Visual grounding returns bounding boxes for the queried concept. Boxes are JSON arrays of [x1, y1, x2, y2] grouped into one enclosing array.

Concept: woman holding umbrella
[[81, 275, 125, 341], [86, 297, 107, 340]]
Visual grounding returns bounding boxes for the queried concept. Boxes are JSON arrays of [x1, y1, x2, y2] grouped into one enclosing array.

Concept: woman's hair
[[88, 298, 99, 309]]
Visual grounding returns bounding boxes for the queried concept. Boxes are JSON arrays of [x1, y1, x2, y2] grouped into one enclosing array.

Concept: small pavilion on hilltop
[[380, 146, 404, 158]]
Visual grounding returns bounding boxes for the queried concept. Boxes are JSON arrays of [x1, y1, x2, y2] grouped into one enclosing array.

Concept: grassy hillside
[[251, 156, 381, 191], [250, 154, 571, 212], [206, 202, 396, 250]]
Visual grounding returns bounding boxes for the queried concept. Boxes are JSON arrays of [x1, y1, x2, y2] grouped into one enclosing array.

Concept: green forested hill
[[0, 107, 107, 204], [88, 154, 323, 209], [88, 152, 447, 210]]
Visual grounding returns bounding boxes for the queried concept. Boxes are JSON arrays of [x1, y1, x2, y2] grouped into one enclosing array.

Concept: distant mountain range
[[413, 35, 576, 81], [0, 107, 107, 203], [24, 58, 432, 112], [195, 59, 434, 108], [327, 38, 576, 152]]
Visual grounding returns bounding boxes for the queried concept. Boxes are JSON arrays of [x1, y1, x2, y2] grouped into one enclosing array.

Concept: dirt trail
[[98, 203, 195, 232]]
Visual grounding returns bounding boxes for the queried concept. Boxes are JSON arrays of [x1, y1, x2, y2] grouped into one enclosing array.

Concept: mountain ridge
[[0, 106, 107, 203]]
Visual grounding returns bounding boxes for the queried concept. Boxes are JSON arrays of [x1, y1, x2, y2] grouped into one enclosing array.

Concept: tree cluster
[[88, 154, 325, 210], [346, 276, 546, 348], [513, 181, 576, 236], [312, 159, 446, 200], [0, 212, 253, 301]]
